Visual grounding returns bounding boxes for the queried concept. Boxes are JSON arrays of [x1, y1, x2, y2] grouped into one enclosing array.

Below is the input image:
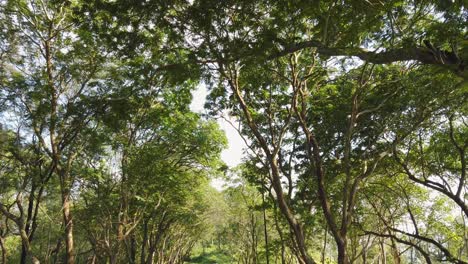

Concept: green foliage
[[0, 0, 466, 263]]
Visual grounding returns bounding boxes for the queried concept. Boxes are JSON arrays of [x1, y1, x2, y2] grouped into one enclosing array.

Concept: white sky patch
[[189, 83, 208, 113], [218, 116, 245, 167], [190, 84, 246, 190]]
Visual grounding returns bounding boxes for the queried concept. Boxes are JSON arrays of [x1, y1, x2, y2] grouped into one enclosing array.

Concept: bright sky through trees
[[190, 84, 246, 190], [190, 84, 245, 168]]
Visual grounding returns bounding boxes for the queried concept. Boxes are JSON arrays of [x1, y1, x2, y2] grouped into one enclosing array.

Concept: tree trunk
[[262, 192, 270, 264], [146, 250, 155, 264], [321, 227, 328, 264], [0, 237, 6, 264], [126, 234, 136, 264], [337, 241, 349, 264], [390, 237, 400, 264], [250, 213, 257, 264], [141, 219, 149, 264], [380, 240, 386, 264], [109, 254, 118, 264], [270, 161, 315, 264], [21, 183, 36, 264], [87, 255, 96, 264], [273, 204, 286, 264], [146, 237, 156, 264], [62, 189, 75, 264], [20, 245, 27, 264]]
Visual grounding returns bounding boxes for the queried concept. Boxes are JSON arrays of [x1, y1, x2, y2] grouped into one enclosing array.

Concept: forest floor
[[185, 246, 234, 263]]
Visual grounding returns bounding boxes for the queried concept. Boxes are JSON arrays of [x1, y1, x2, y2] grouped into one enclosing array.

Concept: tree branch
[[269, 40, 466, 77]]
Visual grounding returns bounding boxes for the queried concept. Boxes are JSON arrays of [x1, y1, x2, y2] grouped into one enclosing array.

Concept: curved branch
[[364, 231, 432, 264], [269, 40, 466, 77]]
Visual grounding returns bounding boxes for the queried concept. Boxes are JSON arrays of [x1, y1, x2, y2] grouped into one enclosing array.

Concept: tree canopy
[[0, 0, 466, 263]]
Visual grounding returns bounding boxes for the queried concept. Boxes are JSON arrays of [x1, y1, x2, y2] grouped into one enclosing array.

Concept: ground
[[185, 246, 234, 264]]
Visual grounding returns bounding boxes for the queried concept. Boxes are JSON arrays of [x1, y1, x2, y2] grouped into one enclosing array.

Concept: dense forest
[[0, 0, 466, 263]]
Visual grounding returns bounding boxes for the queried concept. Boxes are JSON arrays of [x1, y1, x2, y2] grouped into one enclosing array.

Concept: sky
[[189, 84, 246, 189]]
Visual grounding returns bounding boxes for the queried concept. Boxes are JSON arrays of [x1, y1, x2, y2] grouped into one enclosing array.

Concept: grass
[[185, 246, 234, 264]]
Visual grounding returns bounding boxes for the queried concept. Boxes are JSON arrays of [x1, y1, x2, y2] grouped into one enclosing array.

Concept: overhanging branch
[[269, 40, 466, 77]]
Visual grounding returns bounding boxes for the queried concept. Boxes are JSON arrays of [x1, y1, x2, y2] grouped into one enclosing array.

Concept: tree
[[187, 1, 466, 263]]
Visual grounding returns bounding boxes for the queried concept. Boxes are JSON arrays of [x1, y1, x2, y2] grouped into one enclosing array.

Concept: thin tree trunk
[[87, 255, 96, 264], [0, 237, 6, 264], [45, 35, 75, 264], [321, 226, 328, 264], [380, 240, 386, 264], [20, 244, 27, 264], [141, 219, 149, 264], [390, 237, 400, 264], [250, 213, 257, 264], [20, 182, 36, 264], [62, 184, 75, 264], [125, 234, 136, 264], [262, 192, 270, 264], [270, 160, 315, 264], [273, 204, 286, 264], [109, 254, 118, 264]]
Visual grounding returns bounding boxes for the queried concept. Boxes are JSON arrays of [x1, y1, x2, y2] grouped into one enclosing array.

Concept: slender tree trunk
[[273, 204, 286, 264], [390, 237, 400, 264], [262, 192, 270, 264], [20, 245, 27, 264], [50, 238, 62, 264], [250, 213, 257, 264], [110, 252, 119, 264], [14, 200, 41, 264], [62, 186, 75, 264], [117, 148, 129, 263], [270, 161, 315, 264], [45, 35, 75, 264], [21, 183, 36, 264], [125, 234, 136, 264], [321, 227, 328, 264], [141, 219, 149, 264], [146, 237, 156, 264], [146, 250, 155, 264], [87, 255, 96, 264], [20, 177, 47, 264], [0, 237, 6, 264], [380, 240, 386, 264]]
